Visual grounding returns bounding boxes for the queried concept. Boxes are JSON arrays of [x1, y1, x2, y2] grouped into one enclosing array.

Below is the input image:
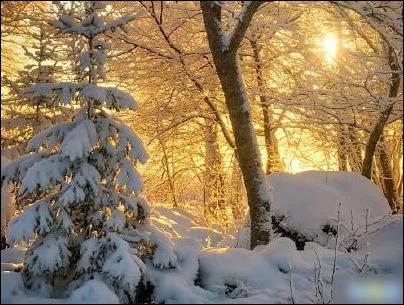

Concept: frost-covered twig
[[342, 249, 362, 272], [288, 261, 295, 304], [360, 242, 370, 273], [365, 208, 369, 233], [330, 202, 341, 302], [313, 247, 325, 304], [350, 210, 354, 232]]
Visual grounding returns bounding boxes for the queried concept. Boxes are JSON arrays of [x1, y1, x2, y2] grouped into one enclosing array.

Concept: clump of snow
[[24, 234, 71, 277], [7, 199, 53, 243], [68, 279, 119, 304], [116, 158, 143, 193], [26, 122, 75, 152], [61, 120, 97, 162], [146, 237, 206, 304], [102, 246, 142, 302], [148, 228, 178, 269], [19, 156, 71, 197], [1, 152, 47, 186]]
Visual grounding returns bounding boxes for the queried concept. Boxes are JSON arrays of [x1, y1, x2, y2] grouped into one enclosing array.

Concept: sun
[[322, 34, 338, 65]]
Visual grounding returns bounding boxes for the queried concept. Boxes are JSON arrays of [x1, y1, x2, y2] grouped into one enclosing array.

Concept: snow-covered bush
[[268, 171, 391, 249], [224, 171, 392, 250], [1, 2, 176, 302]]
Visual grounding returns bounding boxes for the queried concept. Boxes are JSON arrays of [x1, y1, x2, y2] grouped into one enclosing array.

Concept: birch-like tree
[[200, 1, 272, 248]]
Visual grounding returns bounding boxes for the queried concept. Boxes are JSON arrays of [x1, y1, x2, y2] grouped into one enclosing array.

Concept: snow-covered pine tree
[[1, 1, 177, 302]]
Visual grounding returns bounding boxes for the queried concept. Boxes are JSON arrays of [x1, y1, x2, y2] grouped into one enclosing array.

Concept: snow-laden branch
[[50, 14, 137, 38], [24, 83, 138, 111]]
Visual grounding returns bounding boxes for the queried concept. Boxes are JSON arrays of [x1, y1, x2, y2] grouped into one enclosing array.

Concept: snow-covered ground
[[1, 171, 403, 304]]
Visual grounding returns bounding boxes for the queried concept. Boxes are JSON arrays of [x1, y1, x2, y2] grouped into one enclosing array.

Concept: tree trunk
[[201, 1, 271, 249], [377, 136, 399, 213], [230, 156, 246, 221], [362, 46, 400, 179], [158, 137, 178, 208], [204, 118, 226, 220], [336, 126, 348, 171], [87, 35, 94, 118], [373, 156, 385, 192], [347, 126, 363, 172], [392, 130, 403, 202], [156, 96, 178, 208], [250, 38, 283, 174]]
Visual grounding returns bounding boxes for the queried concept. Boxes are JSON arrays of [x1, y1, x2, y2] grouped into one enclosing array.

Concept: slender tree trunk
[[230, 155, 246, 221], [337, 126, 348, 171], [250, 38, 283, 174], [204, 118, 226, 219], [159, 137, 178, 208], [201, 1, 271, 249], [156, 96, 178, 208], [392, 131, 403, 201], [373, 156, 385, 191], [33, 26, 46, 134], [87, 35, 94, 118], [377, 136, 399, 213], [347, 126, 363, 172], [362, 46, 400, 179]]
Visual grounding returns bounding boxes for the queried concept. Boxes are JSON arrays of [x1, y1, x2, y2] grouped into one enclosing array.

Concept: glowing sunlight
[[322, 34, 338, 65]]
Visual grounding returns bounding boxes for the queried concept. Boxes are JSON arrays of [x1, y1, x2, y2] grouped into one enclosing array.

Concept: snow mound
[[268, 171, 391, 244]]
